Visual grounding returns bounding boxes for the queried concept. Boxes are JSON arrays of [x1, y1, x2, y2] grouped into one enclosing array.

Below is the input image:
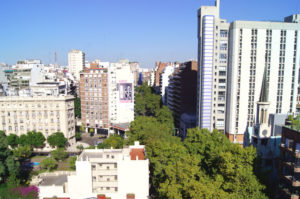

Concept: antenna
[[54, 51, 58, 68]]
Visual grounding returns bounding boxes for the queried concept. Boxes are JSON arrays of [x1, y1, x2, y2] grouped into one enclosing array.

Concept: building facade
[[196, 0, 229, 132], [80, 64, 109, 133], [278, 126, 300, 199], [109, 62, 134, 126], [68, 49, 85, 80], [80, 61, 134, 134], [225, 16, 300, 145], [38, 141, 149, 199], [0, 95, 76, 145], [166, 61, 198, 137]]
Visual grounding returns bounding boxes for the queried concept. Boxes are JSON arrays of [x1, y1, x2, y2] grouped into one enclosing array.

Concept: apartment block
[[80, 64, 109, 132], [225, 16, 300, 145], [196, 0, 229, 132], [278, 126, 300, 199], [0, 95, 76, 145], [38, 141, 149, 199], [10, 60, 43, 90], [166, 61, 198, 137], [109, 62, 134, 126], [68, 49, 85, 80]]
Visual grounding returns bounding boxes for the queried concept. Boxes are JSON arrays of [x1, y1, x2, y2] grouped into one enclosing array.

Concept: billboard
[[118, 82, 132, 103]]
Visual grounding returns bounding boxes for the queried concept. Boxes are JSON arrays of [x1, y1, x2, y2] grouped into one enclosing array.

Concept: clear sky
[[0, 0, 299, 68]]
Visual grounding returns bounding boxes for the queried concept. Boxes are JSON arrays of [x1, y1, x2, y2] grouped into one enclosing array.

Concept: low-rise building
[[37, 141, 149, 199], [0, 95, 76, 145]]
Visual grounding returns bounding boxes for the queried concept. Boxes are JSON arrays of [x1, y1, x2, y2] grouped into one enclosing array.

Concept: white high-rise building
[[196, 0, 229, 132], [68, 50, 85, 80], [197, 1, 300, 146], [225, 16, 300, 145], [160, 65, 175, 104], [109, 62, 134, 125]]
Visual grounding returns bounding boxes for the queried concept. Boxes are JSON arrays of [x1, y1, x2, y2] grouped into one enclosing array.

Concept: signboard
[[118, 82, 132, 103]]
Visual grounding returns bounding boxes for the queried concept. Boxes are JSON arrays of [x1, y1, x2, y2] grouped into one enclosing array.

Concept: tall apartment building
[[0, 95, 76, 145], [167, 61, 198, 137], [225, 15, 300, 145], [80, 64, 109, 133], [160, 65, 175, 104], [38, 141, 149, 199], [196, 0, 229, 132], [68, 49, 85, 80], [109, 62, 134, 126]]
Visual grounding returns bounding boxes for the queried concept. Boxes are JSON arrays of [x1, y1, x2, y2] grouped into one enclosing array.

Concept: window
[[220, 30, 228, 37], [220, 41, 227, 50]]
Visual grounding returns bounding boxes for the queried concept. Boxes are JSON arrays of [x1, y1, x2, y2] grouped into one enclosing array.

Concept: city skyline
[[0, 0, 299, 68]]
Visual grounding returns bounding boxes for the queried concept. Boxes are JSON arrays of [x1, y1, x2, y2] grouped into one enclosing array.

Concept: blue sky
[[0, 0, 299, 68]]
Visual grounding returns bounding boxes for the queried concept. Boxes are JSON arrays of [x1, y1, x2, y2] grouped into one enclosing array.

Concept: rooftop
[[40, 175, 68, 186]]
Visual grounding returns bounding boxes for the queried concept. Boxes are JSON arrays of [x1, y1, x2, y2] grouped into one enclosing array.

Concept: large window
[[220, 30, 228, 37]]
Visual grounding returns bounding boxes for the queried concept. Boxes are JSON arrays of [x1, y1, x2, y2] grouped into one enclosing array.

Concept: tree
[[40, 158, 56, 171], [69, 156, 77, 170], [74, 98, 81, 118], [75, 132, 81, 141], [155, 105, 174, 131], [7, 134, 19, 148], [0, 131, 20, 185], [79, 126, 85, 133], [100, 135, 124, 149], [126, 116, 173, 146], [183, 128, 267, 199], [17, 132, 45, 148], [76, 145, 84, 151], [51, 148, 68, 161], [13, 146, 32, 160], [47, 132, 67, 148], [89, 128, 94, 136], [26, 131, 45, 148], [18, 134, 29, 146], [135, 83, 161, 117], [126, 118, 267, 198]]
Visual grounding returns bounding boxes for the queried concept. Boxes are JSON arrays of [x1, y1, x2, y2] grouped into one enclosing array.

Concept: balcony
[[282, 175, 300, 187], [296, 150, 300, 158], [280, 143, 293, 153]]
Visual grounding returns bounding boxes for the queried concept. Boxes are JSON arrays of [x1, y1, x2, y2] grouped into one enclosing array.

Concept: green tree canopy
[[155, 105, 174, 131], [0, 131, 20, 185], [27, 131, 45, 148], [47, 132, 67, 148], [13, 145, 32, 160], [40, 158, 56, 171], [75, 132, 81, 141], [17, 131, 45, 148], [7, 134, 19, 148], [135, 83, 161, 117], [97, 135, 124, 149], [69, 156, 77, 170], [126, 118, 267, 199], [51, 148, 68, 161], [74, 98, 81, 118]]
